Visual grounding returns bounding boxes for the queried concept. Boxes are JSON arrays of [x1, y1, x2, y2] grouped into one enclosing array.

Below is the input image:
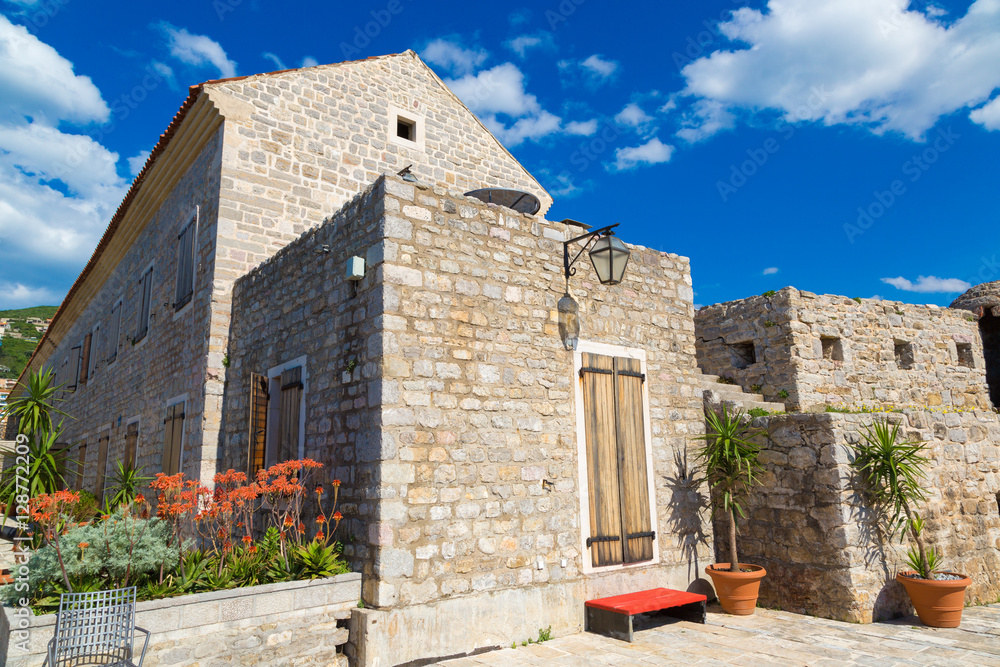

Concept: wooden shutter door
[[76, 442, 87, 491], [616, 356, 654, 563], [279, 367, 302, 463], [248, 373, 269, 476], [95, 434, 110, 500], [162, 404, 184, 475], [79, 334, 92, 384], [581, 353, 624, 566], [125, 422, 139, 468]]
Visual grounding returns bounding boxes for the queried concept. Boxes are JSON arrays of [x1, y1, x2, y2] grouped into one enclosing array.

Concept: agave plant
[[106, 459, 153, 511], [693, 405, 765, 572], [851, 418, 938, 579]]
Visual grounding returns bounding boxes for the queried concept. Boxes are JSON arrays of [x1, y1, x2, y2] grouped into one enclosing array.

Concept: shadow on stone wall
[[663, 445, 712, 593]]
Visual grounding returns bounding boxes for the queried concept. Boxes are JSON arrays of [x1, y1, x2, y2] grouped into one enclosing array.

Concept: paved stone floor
[[436, 604, 1000, 666]]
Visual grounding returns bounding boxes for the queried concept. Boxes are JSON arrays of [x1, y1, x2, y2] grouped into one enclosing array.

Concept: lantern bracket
[[563, 223, 620, 288]]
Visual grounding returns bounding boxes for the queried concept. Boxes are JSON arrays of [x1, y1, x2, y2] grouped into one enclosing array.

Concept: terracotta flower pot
[[896, 570, 971, 628], [705, 563, 766, 615]]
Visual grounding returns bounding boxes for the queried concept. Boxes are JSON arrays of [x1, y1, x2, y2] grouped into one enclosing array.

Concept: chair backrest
[[52, 586, 137, 666]]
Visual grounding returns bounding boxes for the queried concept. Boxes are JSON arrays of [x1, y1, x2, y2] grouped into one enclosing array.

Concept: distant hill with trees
[[0, 305, 58, 380]]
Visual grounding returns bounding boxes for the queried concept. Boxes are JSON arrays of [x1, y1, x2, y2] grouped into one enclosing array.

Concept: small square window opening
[[397, 117, 416, 142], [729, 341, 756, 369], [894, 341, 915, 370], [956, 342, 974, 368], [821, 337, 844, 362]]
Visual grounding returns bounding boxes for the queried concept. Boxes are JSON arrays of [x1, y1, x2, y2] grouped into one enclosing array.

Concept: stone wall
[[33, 128, 224, 490], [224, 174, 712, 664], [719, 410, 1000, 623], [1, 573, 359, 666], [695, 288, 990, 412]]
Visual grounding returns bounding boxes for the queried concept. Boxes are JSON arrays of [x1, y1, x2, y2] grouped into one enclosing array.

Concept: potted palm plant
[[694, 405, 767, 615], [851, 418, 971, 628]]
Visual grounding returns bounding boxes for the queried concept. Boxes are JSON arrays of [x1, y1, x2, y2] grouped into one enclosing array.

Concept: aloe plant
[[851, 418, 938, 579], [693, 405, 765, 572]]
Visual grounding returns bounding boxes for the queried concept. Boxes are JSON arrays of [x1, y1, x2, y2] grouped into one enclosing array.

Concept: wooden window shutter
[[137, 268, 152, 341], [278, 367, 303, 463], [68, 345, 81, 392], [162, 404, 184, 475], [88, 326, 100, 379], [125, 421, 139, 468], [75, 442, 87, 491], [175, 219, 195, 311], [580, 353, 624, 567], [79, 333, 92, 385], [248, 373, 269, 477], [95, 434, 110, 501], [108, 302, 121, 363], [580, 352, 654, 567]]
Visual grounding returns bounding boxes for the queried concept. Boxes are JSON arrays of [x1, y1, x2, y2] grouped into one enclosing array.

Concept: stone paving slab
[[434, 604, 1000, 667]]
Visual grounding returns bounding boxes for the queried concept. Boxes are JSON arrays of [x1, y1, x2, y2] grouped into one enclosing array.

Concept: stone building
[[695, 288, 991, 412], [952, 280, 1000, 408]]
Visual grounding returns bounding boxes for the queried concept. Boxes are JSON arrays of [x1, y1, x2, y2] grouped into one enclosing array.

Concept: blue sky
[[1, 0, 998, 310]]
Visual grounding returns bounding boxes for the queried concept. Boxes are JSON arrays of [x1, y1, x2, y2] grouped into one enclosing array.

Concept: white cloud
[[763, 267, 779, 275], [447, 62, 542, 118], [301, 56, 319, 68], [545, 172, 584, 198], [421, 38, 488, 77], [679, 0, 1000, 140], [262, 52, 286, 71], [0, 282, 61, 310], [881, 275, 972, 293], [580, 54, 619, 81], [676, 99, 736, 143], [127, 150, 150, 176], [162, 23, 237, 79], [505, 33, 553, 58], [614, 103, 653, 128], [611, 137, 675, 171], [0, 15, 108, 124], [970, 96, 1000, 130], [486, 110, 562, 146], [0, 15, 128, 309], [564, 119, 598, 136]]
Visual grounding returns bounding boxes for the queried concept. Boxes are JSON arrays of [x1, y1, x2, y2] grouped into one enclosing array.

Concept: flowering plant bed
[[1, 459, 348, 614]]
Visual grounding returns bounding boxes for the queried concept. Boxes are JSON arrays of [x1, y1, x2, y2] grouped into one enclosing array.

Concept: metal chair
[[46, 586, 150, 666]]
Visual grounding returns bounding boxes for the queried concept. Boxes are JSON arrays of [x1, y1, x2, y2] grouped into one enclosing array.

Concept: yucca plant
[[0, 424, 73, 523], [1, 368, 68, 437], [107, 459, 152, 510], [850, 418, 938, 579], [693, 405, 765, 572]]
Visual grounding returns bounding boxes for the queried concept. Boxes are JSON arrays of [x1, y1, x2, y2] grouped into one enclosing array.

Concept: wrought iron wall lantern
[[559, 224, 631, 351]]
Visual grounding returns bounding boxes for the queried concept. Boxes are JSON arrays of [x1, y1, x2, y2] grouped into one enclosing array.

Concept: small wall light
[[346, 256, 365, 282]]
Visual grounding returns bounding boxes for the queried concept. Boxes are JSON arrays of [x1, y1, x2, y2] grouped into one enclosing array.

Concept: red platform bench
[[585, 588, 707, 642]]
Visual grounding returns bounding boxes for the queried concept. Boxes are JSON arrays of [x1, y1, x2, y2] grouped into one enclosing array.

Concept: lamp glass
[[589, 234, 630, 285]]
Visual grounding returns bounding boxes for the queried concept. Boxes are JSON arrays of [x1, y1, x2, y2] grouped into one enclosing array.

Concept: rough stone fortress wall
[[695, 287, 990, 412], [224, 174, 710, 662]]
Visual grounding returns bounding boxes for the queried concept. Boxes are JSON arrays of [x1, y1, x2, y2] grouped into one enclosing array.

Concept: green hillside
[[0, 305, 58, 320], [0, 305, 57, 379]]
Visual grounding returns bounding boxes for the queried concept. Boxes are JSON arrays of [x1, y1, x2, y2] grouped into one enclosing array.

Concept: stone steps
[[697, 373, 786, 414]]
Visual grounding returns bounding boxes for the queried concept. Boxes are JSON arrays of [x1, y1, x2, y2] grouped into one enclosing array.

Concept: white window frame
[[107, 297, 123, 366], [165, 394, 188, 475], [173, 207, 199, 320], [388, 104, 425, 152], [265, 356, 308, 466], [573, 340, 660, 575]]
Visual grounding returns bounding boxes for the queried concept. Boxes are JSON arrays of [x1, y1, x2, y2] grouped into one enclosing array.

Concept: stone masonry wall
[[36, 128, 224, 491], [224, 174, 712, 622], [206, 52, 552, 465], [695, 287, 990, 412], [720, 410, 1000, 623]]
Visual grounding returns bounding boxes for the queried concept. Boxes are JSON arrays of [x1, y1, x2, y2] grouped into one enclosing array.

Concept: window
[[175, 212, 197, 311], [68, 344, 81, 392], [248, 373, 269, 477], [136, 265, 153, 343], [579, 351, 654, 568], [125, 419, 139, 468], [956, 342, 974, 368], [79, 332, 92, 385], [75, 441, 87, 491], [95, 431, 110, 501], [265, 359, 306, 467], [88, 324, 101, 380], [729, 341, 756, 369], [107, 300, 122, 364], [895, 341, 915, 370], [396, 117, 415, 141], [821, 336, 844, 363], [162, 402, 185, 475]]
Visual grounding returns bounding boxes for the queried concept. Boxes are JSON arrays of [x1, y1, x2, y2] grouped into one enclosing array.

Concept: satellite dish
[[464, 188, 541, 215]]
